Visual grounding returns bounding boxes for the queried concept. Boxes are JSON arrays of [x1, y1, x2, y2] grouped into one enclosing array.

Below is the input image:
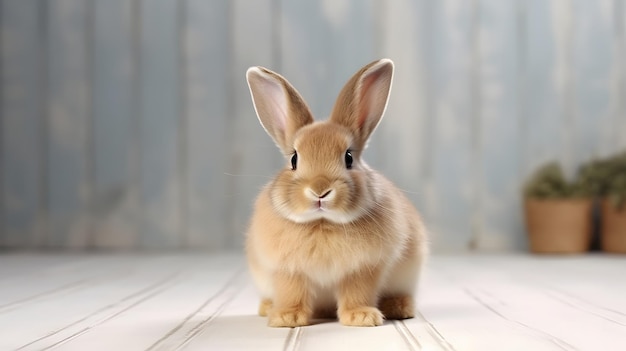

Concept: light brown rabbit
[[245, 58, 428, 327]]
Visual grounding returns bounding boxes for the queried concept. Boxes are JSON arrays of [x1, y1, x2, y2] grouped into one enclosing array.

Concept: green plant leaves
[[524, 162, 592, 199], [527, 151, 626, 208]]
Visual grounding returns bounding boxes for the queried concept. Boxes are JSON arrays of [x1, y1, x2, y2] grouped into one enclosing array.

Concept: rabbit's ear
[[246, 67, 314, 152], [330, 59, 393, 147]]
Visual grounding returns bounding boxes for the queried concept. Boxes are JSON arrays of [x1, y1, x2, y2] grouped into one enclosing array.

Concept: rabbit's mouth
[[285, 204, 363, 224], [271, 184, 364, 224]]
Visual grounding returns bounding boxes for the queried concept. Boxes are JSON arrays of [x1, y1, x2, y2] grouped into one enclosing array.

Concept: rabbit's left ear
[[246, 67, 314, 153], [329, 59, 394, 147]]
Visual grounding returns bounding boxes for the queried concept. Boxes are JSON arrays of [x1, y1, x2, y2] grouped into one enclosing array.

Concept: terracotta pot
[[601, 199, 626, 253], [524, 198, 593, 254]]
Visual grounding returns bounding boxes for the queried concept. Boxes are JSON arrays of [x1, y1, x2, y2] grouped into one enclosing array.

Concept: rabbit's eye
[[345, 150, 353, 169], [291, 152, 298, 170]]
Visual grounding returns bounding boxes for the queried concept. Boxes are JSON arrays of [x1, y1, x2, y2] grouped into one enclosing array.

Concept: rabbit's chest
[[279, 224, 386, 285]]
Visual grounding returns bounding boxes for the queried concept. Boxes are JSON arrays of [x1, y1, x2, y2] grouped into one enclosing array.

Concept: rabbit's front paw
[[268, 307, 309, 327], [338, 306, 383, 327]]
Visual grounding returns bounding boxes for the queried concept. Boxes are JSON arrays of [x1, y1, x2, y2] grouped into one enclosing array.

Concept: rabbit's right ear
[[246, 67, 314, 152]]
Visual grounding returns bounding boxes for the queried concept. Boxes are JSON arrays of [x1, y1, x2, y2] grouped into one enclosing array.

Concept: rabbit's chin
[[281, 207, 363, 225]]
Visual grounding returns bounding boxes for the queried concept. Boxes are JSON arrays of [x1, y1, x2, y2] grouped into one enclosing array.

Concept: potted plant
[[523, 162, 594, 254], [598, 152, 626, 253]]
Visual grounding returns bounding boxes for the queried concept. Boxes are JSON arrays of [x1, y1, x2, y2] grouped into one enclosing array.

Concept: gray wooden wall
[[1, 0, 625, 252]]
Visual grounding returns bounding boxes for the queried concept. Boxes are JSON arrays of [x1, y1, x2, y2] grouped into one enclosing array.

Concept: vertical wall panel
[[46, 0, 92, 248], [0, 1, 44, 247], [228, 0, 277, 250], [572, 0, 613, 162], [606, 0, 626, 154], [281, 0, 377, 119], [184, 0, 231, 249], [0, 0, 3, 245], [280, 1, 332, 118], [551, 0, 577, 178], [138, 0, 181, 249], [376, 0, 431, 219], [524, 0, 561, 177], [619, 0, 626, 150], [92, 0, 137, 249], [427, 1, 475, 252], [476, 0, 524, 250]]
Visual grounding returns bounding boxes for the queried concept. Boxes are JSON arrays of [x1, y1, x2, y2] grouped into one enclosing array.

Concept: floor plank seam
[[0, 279, 94, 314], [17, 271, 182, 351], [545, 291, 626, 327], [146, 266, 247, 351], [39, 281, 178, 350], [282, 327, 303, 351], [415, 311, 457, 351], [170, 271, 247, 351], [0, 267, 135, 314], [393, 320, 421, 351], [463, 287, 578, 351], [546, 285, 626, 318]]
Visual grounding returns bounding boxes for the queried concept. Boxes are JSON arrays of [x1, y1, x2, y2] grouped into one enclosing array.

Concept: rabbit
[[245, 58, 428, 327]]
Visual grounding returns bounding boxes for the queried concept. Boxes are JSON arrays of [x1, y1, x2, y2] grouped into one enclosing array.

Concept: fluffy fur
[[245, 59, 428, 327]]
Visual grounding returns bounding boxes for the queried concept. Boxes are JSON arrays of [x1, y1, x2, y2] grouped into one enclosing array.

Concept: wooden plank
[[45, 0, 93, 248], [138, 0, 181, 249], [0, 255, 135, 310], [407, 260, 565, 350], [91, 0, 138, 249], [0, 0, 44, 248], [27, 257, 243, 351], [181, 282, 290, 351], [228, 0, 277, 249], [442, 256, 626, 351], [465, 255, 626, 318], [183, 0, 231, 250], [298, 321, 410, 351], [475, 0, 524, 251], [414, 257, 567, 350], [1, 259, 180, 350]]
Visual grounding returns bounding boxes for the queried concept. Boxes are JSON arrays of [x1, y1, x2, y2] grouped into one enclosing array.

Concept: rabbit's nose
[[305, 187, 334, 201], [319, 189, 332, 199], [307, 177, 333, 197]]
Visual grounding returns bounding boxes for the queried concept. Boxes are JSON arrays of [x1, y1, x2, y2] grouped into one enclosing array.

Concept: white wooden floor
[[1, 253, 625, 351]]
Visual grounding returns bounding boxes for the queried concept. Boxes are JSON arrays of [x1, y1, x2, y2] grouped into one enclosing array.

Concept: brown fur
[[245, 59, 428, 327]]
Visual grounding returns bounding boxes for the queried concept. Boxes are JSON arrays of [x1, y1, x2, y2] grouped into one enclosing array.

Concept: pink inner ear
[[261, 76, 288, 133], [357, 70, 382, 129]]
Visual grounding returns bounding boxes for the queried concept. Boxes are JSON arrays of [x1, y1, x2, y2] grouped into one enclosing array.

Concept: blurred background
[[0, 0, 625, 253]]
